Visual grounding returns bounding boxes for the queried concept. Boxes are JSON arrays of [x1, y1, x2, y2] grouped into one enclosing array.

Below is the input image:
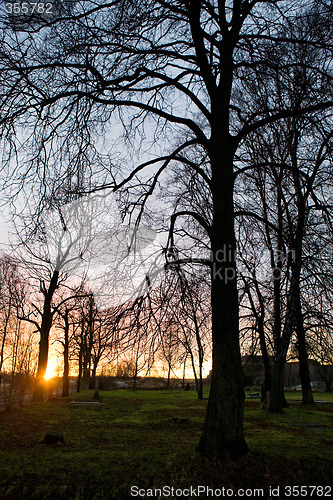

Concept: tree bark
[[189, 348, 200, 399], [0, 297, 12, 384], [89, 365, 96, 389], [34, 270, 59, 401], [133, 363, 137, 391], [269, 355, 287, 413], [198, 141, 248, 459], [198, 359, 203, 401], [77, 344, 82, 393], [93, 375, 100, 399], [193, 304, 204, 400], [295, 295, 314, 405], [269, 279, 299, 412], [62, 314, 70, 397], [166, 362, 171, 390], [182, 357, 186, 390], [258, 318, 271, 402]]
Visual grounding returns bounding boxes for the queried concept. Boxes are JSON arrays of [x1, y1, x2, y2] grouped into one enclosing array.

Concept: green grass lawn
[[0, 389, 332, 499]]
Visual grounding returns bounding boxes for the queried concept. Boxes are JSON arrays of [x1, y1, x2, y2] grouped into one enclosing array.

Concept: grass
[[0, 388, 332, 499]]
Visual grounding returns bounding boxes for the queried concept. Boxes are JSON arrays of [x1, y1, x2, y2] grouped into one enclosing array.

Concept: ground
[[0, 389, 332, 499]]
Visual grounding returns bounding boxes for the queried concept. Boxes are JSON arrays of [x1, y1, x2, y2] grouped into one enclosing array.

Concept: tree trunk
[[133, 366, 137, 391], [189, 348, 200, 398], [198, 144, 248, 459], [0, 301, 11, 384], [295, 295, 314, 405], [258, 318, 271, 403], [89, 365, 96, 389], [133, 345, 140, 391], [269, 355, 288, 413], [245, 282, 271, 402], [182, 357, 186, 390], [34, 270, 59, 401], [83, 298, 94, 390], [62, 352, 69, 397], [93, 375, 100, 399], [62, 314, 70, 397], [269, 267, 301, 413], [166, 362, 171, 389], [0, 336, 5, 385], [81, 336, 91, 390], [198, 357, 203, 401], [193, 306, 204, 400], [269, 325, 291, 412], [81, 364, 90, 390], [315, 361, 332, 393], [77, 345, 82, 392]]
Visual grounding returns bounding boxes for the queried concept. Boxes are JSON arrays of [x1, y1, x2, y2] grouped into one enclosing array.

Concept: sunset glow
[[44, 363, 56, 380]]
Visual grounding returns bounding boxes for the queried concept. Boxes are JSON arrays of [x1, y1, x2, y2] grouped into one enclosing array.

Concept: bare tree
[[0, 254, 37, 407], [55, 288, 85, 397], [0, 255, 21, 382], [171, 272, 211, 399]]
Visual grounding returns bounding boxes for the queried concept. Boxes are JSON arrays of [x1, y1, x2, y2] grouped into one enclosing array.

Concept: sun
[[43, 353, 60, 380], [44, 363, 55, 380]]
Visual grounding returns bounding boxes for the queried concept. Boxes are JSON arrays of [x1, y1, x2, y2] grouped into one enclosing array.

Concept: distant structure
[[240, 355, 332, 390]]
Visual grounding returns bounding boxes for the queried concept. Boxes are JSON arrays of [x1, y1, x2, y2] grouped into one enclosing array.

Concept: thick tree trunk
[[93, 375, 100, 399], [62, 315, 69, 397], [62, 346, 69, 397], [295, 295, 314, 405], [81, 340, 91, 390], [189, 349, 200, 398], [90, 361, 100, 390], [81, 364, 90, 390], [62, 353, 69, 397], [166, 363, 171, 389], [133, 365, 137, 391], [198, 273, 248, 458], [89, 365, 96, 389], [258, 318, 271, 402], [0, 303, 11, 384], [269, 268, 301, 413], [198, 147, 248, 459], [298, 354, 314, 405], [269, 324, 291, 413], [83, 299, 94, 390], [314, 361, 332, 393], [184, 350, 200, 399], [77, 346, 82, 392], [182, 357, 186, 390], [198, 360, 203, 401], [269, 355, 288, 413], [34, 270, 59, 401], [133, 346, 140, 391], [0, 336, 6, 385], [194, 309, 204, 400]]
